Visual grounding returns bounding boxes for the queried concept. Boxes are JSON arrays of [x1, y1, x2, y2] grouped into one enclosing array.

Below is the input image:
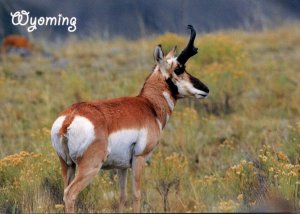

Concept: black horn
[[177, 25, 198, 66]]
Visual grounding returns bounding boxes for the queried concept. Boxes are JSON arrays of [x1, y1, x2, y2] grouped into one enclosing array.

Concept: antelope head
[[154, 25, 209, 99]]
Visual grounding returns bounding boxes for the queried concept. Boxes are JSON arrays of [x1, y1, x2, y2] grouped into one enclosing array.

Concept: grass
[[0, 23, 299, 212]]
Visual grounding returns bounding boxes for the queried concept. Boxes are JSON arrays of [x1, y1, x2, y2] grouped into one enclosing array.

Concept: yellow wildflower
[[296, 121, 300, 132], [277, 151, 289, 162], [237, 194, 244, 202], [240, 160, 247, 165], [216, 200, 239, 212], [55, 204, 64, 210]]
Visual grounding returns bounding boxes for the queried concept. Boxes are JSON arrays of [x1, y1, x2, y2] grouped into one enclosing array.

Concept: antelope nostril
[[201, 84, 209, 93]]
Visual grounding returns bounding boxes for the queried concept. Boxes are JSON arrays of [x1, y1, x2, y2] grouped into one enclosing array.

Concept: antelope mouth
[[195, 92, 209, 99]]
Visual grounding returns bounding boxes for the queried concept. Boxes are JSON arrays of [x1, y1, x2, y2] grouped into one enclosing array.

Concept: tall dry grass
[[0, 24, 299, 212]]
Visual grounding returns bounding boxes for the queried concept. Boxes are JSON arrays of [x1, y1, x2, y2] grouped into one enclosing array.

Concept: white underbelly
[[102, 128, 148, 169], [102, 143, 134, 169]]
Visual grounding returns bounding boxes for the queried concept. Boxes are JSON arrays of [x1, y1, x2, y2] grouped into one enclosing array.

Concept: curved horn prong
[[177, 25, 198, 66]]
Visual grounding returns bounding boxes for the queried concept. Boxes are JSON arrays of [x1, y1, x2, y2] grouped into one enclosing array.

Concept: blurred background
[[0, 0, 300, 213], [1, 0, 300, 39]]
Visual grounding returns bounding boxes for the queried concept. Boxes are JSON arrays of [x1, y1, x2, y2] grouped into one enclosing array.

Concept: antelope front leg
[[117, 169, 128, 212], [132, 155, 145, 213]]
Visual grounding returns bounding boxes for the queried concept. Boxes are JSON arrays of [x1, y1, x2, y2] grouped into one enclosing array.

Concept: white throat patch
[[156, 118, 162, 131], [162, 91, 174, 111]]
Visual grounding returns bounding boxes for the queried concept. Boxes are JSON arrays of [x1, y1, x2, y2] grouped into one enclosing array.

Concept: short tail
[[61, 136, 76, 185]]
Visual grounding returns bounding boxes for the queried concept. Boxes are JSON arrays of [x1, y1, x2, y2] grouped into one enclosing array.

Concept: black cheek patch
[[166, 78, 179, 98], [189, 75, 209, 93]]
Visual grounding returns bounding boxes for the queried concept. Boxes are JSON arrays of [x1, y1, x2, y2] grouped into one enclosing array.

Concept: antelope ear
[[153, 45, 170, 79], [154, 44, 164, 64], [166, 46, 177, 59]]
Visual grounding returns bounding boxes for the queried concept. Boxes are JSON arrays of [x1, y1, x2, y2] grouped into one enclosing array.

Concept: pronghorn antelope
[[51, 25, 209, 213]]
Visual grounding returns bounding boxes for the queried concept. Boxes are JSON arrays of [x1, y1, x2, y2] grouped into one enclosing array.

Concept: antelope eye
[[174, 67, 184, 75]]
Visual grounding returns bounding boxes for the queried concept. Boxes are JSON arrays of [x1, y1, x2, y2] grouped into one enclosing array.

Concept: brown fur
[[54, 46, 207, 213], [63, 140, 107, 212], [59, 69, 174, 150], [58, 69, 175, 213]]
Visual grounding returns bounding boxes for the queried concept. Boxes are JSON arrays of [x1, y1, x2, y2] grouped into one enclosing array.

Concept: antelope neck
[[139, 74, 177, 128]]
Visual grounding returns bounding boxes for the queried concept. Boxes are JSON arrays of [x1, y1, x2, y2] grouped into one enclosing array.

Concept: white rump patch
[[163, 91, 174, 110], [51, 115, 66, 159], [103, 128, 148, 169], [67, 116, 95, 162], [51, 115, 95, 163]]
